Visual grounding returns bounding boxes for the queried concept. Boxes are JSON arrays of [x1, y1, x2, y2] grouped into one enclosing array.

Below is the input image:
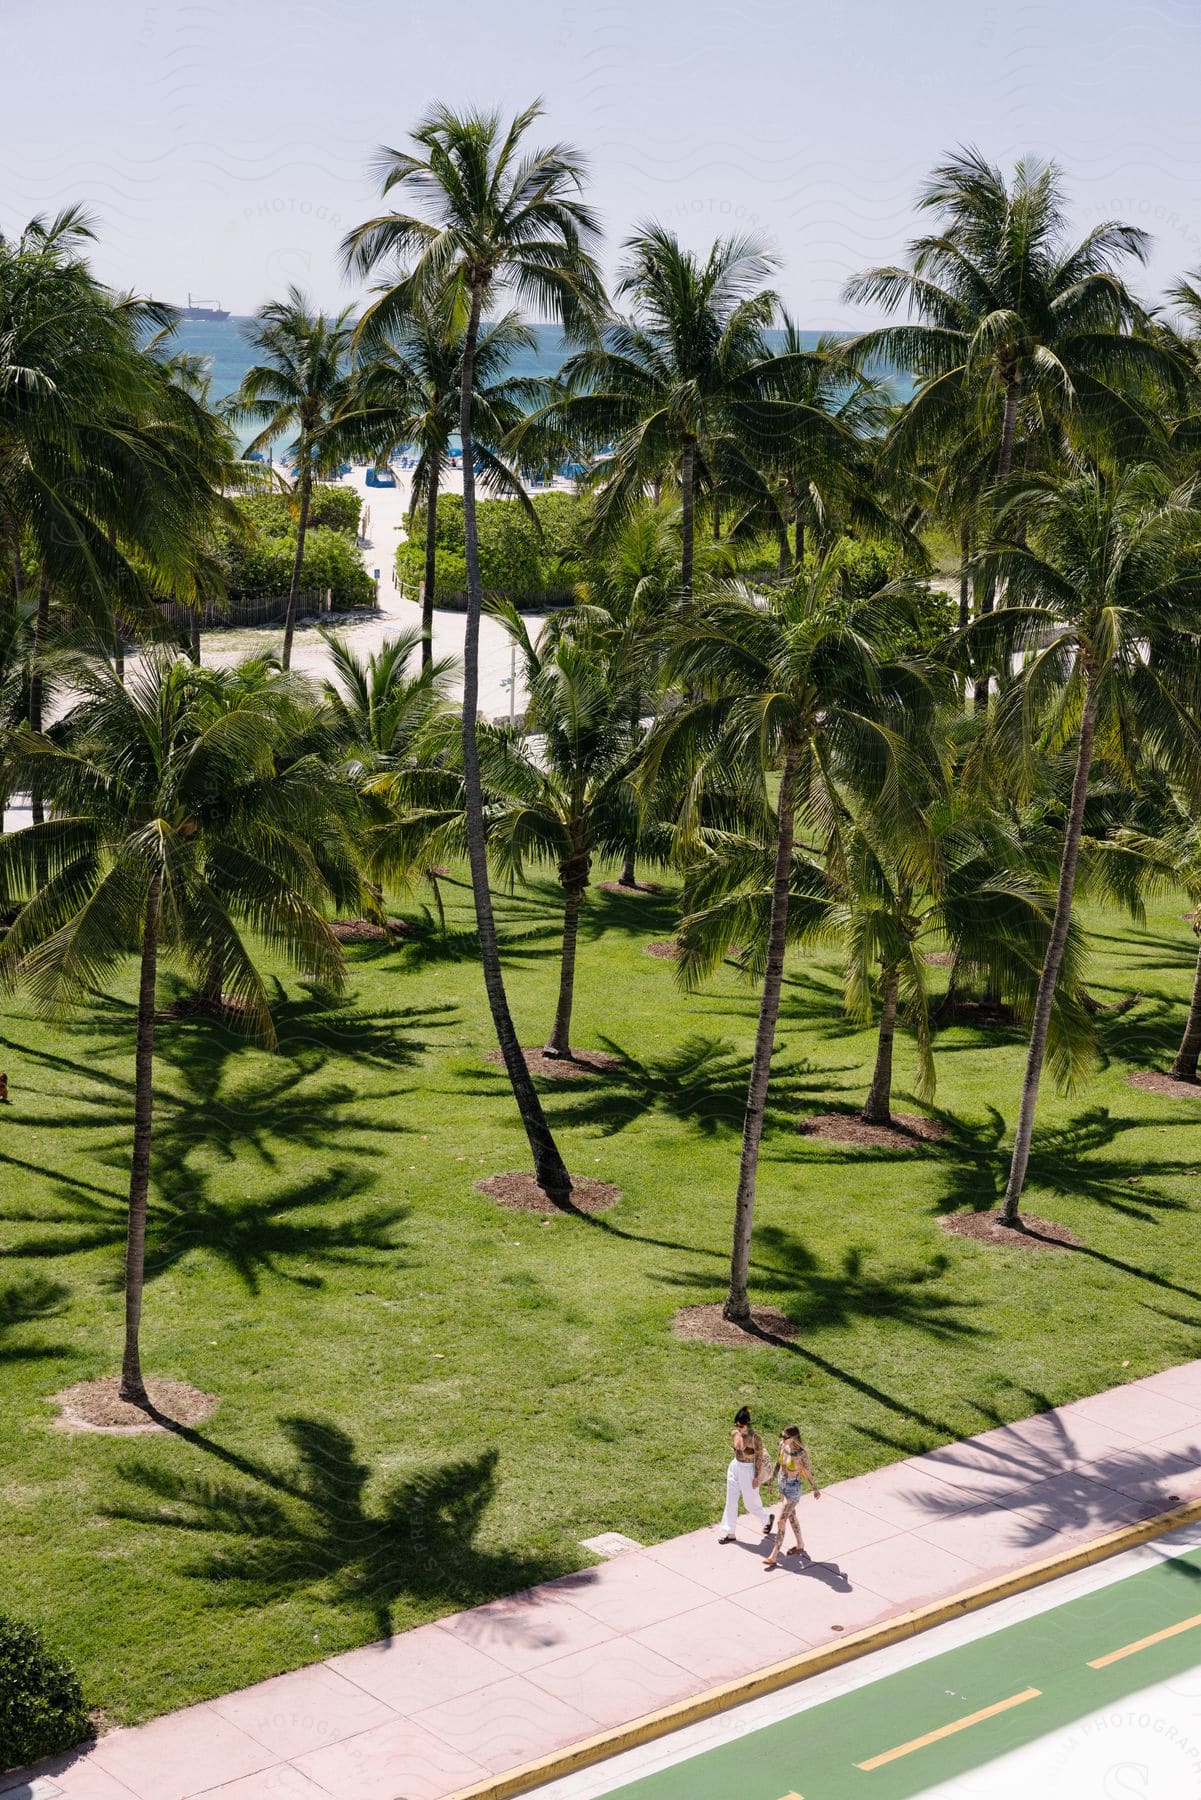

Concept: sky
[[5, 0, 1201, 324]]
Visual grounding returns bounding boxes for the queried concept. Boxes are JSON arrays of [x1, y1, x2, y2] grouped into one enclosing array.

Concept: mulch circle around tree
[[474, 1172, 622, 1215], [485, 1046, 622, 1080], [799, 1111, 947, 1150], [52, 1377, 218, 1435], [328, 918, 412, 944], [156, 993, 249, 1023], [644, 940, 680, 960], [596, 880, 666, 897], [940, 1210, 1084, 1251], [937, 996, 1018, 1028], [1127, 1070, 1201, 1102], [672, 1304, 799, 1347]]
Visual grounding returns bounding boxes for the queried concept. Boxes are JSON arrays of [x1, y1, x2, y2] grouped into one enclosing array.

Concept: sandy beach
[[2, 467, 562, 829]]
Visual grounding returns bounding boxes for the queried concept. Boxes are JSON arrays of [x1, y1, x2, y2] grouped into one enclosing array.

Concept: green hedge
[[397, 492, 586, 606], [0, 1614, 89, 1771], [234, 485, 361, 539], [224, 527, 375, 609]]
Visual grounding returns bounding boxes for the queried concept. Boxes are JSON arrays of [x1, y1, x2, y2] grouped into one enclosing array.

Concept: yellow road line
[[856, 1687, 1042, 1772], [1088, 1609, 1201, 1669]]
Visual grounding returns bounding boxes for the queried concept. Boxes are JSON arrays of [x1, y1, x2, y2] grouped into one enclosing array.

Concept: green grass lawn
[[2, 869, 1200, 1727]]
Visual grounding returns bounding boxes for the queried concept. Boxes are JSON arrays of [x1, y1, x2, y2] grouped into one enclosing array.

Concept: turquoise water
[[173, 319, 905, 400]]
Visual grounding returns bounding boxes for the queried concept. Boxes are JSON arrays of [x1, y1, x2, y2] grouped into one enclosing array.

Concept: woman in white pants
[[718, 1406, 775, 1542]]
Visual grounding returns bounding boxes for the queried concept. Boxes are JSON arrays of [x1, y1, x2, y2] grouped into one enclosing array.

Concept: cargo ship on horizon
[[177, 294, 230, 322]]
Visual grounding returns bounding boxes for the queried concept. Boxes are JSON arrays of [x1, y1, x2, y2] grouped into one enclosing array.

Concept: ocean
[[171, 318, 909, 449]]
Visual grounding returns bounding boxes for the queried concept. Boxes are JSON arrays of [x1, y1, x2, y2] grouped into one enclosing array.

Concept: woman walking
[[718, 1406, 775, 1543], [764, 1425, 820, 1568]]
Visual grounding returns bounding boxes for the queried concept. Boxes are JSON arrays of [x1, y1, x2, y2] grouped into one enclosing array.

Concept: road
[[536, 1521, 1201, 1800]]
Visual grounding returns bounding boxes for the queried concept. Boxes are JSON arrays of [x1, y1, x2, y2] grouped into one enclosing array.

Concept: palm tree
[[725, 321, 900, 571], [0, 652, 348, 1404], [230, 289, 355, 670], [641, 551, 937, 1321], [678, 781, 1094, 1127], [0, 212, 231, 715], [348, 295, 541, 667], [480, 605, 644, 1056], [553, 501, 680, 886], [843, 150, 1177, 487], [319, 625, 456, 927], [533, 227, 779, 603], [969, 463, 1201, 1223], [341, 102, 606, 1204]]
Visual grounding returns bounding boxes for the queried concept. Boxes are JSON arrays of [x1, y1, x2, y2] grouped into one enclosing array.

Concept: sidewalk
[[8, 1360, 1201, 1800]]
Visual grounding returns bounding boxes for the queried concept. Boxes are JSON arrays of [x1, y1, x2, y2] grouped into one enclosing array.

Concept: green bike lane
[[599, 1545, 1201, 1799]]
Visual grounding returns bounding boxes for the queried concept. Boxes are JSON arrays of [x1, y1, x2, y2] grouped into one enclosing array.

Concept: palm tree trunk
[[777, 531, 790, 576], [1000, 678, 1098, 1223], [421, 463, 439, 671], [725, 747, 799, 1322], [958, 521, 972, 630], [972, 376, 1022, 712], [545, 855, 589, 1057], [1170, 937, 1201, 1082], [680, 438, 695, 602], [29, 569, 50, 832], [281, 458, 312, 672], [120, 873, 161, 1407], [458, 280, 572, 1203], [794, 499, 804, 572], [189, 617, 201, 665], [996, 372, 1021, 483], [862, 967, 900, 1126]]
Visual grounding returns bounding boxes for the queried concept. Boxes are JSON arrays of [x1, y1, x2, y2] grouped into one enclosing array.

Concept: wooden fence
[[158, 589, 375, 633]]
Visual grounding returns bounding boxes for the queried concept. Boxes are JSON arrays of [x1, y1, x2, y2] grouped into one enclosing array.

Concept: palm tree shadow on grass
[[727, 1227, 986, 1342], [3, 1162, 405, 1296], [108, 1417, 578, 1638], [91, 980, 460, 1075], [460, 1033, 827, 1140], [0, 1276, 71, 1364]]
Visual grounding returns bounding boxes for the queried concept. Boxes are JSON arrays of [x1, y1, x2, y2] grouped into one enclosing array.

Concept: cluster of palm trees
[[6, 107, 1201, 1403]]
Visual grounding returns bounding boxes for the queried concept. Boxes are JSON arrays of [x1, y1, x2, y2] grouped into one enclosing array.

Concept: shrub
[[232, 484, 360, 539], [840, 539, 900, 597], [308, 485, 362, 534], [400, 492, 586, 605], [225, 527, 375, 609], [0, 1614, 90, 1771]]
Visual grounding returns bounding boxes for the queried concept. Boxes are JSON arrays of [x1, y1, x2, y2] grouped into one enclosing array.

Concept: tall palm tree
[[725, 321, 899, 571], [341, 102, 606, 1204], [843, 150, 1177, 488], [678, 782, 1094, 1127], [641, 551, 937, 1321], [0, 652, 348, 1404], [532, 227, 779, 603], [231, 289, 355, 670], [319, 625, 456, 926], [480, 605, 644, 1056], [552, 501, 680, 886], [969, 463, 1201, 1223], [1, 213, 244, 787], [348, 296, 541, 667]]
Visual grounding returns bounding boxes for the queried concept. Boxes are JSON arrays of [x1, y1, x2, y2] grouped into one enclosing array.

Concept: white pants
[[720, 1458, 771, 1536]]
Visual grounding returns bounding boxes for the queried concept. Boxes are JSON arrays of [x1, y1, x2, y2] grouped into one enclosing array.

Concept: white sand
[[197, 461, 563, 717], [2, 465, 569, 828]]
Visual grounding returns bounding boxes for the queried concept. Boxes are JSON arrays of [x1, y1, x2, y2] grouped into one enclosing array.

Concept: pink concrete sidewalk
[[8, 1361, 1201, 1800]]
